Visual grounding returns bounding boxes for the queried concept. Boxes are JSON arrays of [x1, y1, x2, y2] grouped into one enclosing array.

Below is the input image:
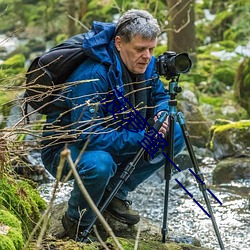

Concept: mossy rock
[[0, 209, 24, 250], [0, 174, 47, 239], [28, 237, 210, 250], [43, 202, 211, 250], [106, 237, 210, 250], [209, 120, 250, 160]]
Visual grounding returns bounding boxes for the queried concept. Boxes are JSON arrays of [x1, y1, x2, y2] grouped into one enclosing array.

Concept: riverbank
[[38, 154, 250, 250]]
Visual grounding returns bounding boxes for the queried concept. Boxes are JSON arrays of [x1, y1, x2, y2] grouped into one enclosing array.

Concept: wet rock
[[209, 119, 250, 160], [213, 157, 250, 184]]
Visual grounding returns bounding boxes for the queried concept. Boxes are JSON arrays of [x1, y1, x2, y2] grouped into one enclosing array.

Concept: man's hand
[[154, 111, 169, 138]]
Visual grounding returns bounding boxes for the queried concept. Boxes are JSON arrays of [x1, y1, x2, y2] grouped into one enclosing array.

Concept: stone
[[44, 201, 212, 250], [213, 157, 250, 184], [209, 120, 250, 160]]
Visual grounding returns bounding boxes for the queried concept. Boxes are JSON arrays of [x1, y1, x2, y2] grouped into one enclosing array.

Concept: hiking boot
[[61, 213, 97, 243], [105, 196, 140, 225]]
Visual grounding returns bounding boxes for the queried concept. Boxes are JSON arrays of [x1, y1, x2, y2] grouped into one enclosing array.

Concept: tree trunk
[[67, 0, 76, 36], [167, 0, 196, 62], [78, 0, 88, 20]]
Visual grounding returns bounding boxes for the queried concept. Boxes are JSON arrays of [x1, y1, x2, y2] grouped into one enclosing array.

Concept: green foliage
[[234, 57, 250, 115], [196, 0, 250, 47], [192, 40, 241, 95], [199, 91, 248, 121], [1, 54, 25, 69], [0, 54, 26, 85], [199, 95, 224, 107], [213, 67, 235, 86], [209, 10, 234, 42]]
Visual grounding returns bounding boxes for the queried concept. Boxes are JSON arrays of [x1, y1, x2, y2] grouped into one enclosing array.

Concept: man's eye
[[136, 48, 144, 52]]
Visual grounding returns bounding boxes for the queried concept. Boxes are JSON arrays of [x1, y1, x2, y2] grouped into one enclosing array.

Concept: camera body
[[156, 51, 192, 79]]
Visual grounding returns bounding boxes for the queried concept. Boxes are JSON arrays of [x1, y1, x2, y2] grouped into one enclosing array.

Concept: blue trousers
[[41, 123, 185, 226]]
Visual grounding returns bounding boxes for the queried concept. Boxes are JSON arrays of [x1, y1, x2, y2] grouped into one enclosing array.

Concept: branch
[[61, 147, 124, 250]]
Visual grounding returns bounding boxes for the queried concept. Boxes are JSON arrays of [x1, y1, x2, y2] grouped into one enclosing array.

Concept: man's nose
[[142, 49, 151, 59]]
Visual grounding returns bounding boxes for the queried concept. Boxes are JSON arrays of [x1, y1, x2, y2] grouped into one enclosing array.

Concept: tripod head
[[168, 76, 182, 100]]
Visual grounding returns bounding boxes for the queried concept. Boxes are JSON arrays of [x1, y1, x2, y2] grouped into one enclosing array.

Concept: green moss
[[1, 54, 25, 69], [217, 40, 237, 51], [235, 57, 250, 115], [213, 67, 235, 86], [0, 209, 21, 229], [0, 209, 24, 249], [0, 235, 16, 250], [0, 175, 47, 239], [213, 120, 250, 133], [0, 54, 26, 87], [199, 95, 224, 107], [166, 242, 183, 250], [209, 120, 250, 150], [105, 237, 205, 250], [7, 228, 24, 249]]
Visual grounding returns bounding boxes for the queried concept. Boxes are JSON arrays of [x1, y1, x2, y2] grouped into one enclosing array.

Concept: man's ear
[[115, 36, 122, 51]]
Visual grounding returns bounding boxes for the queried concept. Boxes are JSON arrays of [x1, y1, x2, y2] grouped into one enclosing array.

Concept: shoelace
[[123, 200, 132, 209]]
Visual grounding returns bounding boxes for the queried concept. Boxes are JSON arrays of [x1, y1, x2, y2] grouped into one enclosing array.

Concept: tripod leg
[[81, 148, 145, 240], [82, 112, 169, 240], [162, 114, 175, 243], [177, 112, 225, 250]]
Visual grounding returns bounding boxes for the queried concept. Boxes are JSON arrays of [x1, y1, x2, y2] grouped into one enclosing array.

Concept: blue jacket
[[44, 21, 170, 156]]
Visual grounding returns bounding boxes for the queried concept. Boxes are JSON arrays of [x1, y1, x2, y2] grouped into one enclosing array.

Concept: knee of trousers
[[77, 150, 117, 182]]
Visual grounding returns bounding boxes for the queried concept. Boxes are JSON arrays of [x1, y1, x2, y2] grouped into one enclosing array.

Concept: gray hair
[[115, 9, 160, 43]]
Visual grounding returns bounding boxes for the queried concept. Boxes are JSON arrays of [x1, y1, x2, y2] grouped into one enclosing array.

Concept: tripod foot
[[161, 227, 168, 243]]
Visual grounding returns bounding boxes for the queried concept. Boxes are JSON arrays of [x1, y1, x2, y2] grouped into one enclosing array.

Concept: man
[[41, 9, 185, 241]]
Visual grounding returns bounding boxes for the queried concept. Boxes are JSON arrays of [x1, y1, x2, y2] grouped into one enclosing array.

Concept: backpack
[[24, 34, 87, 115]]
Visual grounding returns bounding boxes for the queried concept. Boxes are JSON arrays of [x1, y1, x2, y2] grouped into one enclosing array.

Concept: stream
[[38, 155, 250, 250]]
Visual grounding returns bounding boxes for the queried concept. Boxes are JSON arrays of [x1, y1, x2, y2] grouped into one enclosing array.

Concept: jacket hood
[[82, 21, 116, 65]]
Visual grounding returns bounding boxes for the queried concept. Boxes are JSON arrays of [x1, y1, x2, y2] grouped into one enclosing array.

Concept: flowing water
[[38, 156, 250, 250], [128, 157, 250, 250]]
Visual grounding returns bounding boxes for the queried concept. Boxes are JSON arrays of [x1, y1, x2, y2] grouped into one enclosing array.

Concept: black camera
[[156, 51, 192, 79]]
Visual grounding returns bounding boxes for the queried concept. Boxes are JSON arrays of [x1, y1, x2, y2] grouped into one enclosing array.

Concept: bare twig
[[22, 153, 66, 249], [68, 14, 90, 32], [134, 220, 142, 250], [61, 148, 124, 250], [93, 225, 110, 250]]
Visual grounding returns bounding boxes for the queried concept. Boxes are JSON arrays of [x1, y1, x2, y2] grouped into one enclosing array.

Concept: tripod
[[161, 77, 225, 249], [82, 77, 225, 249]]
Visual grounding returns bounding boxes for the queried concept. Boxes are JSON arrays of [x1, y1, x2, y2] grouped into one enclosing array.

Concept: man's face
[[115, 35, 157, 74]]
